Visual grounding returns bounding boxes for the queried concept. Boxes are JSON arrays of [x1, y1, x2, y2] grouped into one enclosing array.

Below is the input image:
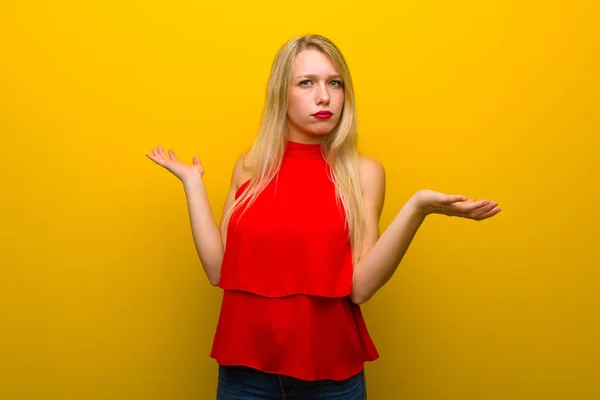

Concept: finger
[[157, 145, 167, 158], [169, 149, 178, 161], [475, 206, 502, 221], [193, 155, 201, 165], [152, 148, 167, 162], [471, 202, 498, 218], [145, 153, 165, 166], [457, 199, 490, 212]]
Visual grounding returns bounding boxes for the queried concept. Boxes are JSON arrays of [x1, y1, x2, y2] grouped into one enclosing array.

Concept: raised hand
[[412, 189, 501, 221], [145, 145, 204, 184]]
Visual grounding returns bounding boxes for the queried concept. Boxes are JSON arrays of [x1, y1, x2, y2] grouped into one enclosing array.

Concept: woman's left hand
[[411, 189, 501, 221]]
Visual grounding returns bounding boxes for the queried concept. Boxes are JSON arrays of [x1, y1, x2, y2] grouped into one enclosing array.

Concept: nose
[[316, 82, 330, 105]]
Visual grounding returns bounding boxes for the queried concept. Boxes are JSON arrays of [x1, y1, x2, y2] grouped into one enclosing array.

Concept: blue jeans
[[217, 365, 367, 399]]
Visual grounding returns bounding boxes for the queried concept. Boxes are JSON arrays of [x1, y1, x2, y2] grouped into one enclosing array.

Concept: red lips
[[313, 111, 333, 116]]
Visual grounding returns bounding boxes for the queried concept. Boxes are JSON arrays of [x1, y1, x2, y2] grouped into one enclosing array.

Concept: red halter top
[[210, 140, 379, 381]]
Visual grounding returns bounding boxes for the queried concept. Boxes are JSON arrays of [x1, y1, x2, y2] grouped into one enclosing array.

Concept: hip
[[217, 364, 367, 400]]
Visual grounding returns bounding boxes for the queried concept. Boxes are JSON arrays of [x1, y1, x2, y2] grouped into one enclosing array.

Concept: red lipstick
[[312, 110, 333, 119]]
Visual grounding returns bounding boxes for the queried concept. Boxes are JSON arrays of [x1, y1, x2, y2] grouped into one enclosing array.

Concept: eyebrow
[[296, 74, 342, 80]]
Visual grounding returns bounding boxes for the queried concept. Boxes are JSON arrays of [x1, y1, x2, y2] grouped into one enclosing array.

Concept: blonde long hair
[[224, 34, 366, 266]]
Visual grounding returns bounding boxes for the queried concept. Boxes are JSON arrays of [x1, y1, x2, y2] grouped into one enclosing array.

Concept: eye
[[299, 79, 343, 88]]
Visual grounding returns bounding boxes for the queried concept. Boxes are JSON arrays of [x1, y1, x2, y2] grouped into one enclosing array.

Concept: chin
[[304, 130, 331, 137], [308, 125, 336, 136]]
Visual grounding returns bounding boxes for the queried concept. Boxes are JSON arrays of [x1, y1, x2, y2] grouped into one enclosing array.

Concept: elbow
[[208, 272, 220, 287], [350, 274, 372, 304], [206, 256, 223, 287], [350, 280, 365, 304], [349, 289, 370, 305], [208, 270, 221, 287]]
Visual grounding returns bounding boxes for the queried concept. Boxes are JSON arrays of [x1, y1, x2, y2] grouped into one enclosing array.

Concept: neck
[[284, 140, 324, 159], [286, 128, 327, 145]]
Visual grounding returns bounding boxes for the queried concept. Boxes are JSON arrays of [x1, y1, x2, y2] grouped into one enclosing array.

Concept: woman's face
[[286, 49, 345, 143]]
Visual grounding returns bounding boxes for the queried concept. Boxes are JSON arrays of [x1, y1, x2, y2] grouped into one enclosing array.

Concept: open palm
[[414, 189, 501, 221], [145, 145, 204, 183]]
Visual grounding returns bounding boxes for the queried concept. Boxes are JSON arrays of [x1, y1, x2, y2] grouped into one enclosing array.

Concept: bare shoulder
[[219, 151, 253, 243], [358, 155, 386, 191], [232, 151, 253, 191], [358, 155, 386, 213]]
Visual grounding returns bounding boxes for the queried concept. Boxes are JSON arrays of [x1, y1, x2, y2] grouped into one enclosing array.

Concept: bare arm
[[183, 153, 247, 286], [350, 158, 500, 304], [146, 146, 250, 287], [183, 177, 224, 286], [349, 156, 394, 304], [350, 187, 425, 304]]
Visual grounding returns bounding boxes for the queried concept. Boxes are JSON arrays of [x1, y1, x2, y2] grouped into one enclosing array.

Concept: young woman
[[146, 34, 500, 400]]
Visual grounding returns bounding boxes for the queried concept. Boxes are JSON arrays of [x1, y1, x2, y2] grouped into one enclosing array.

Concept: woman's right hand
[[145, 145, 205, 185]]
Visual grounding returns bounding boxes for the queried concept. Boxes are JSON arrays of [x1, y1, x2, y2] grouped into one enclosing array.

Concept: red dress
[[210, 140, 379, 381]]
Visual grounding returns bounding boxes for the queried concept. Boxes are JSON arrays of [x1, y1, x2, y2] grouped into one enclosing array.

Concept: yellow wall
[[2, 1, 598, 398]]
